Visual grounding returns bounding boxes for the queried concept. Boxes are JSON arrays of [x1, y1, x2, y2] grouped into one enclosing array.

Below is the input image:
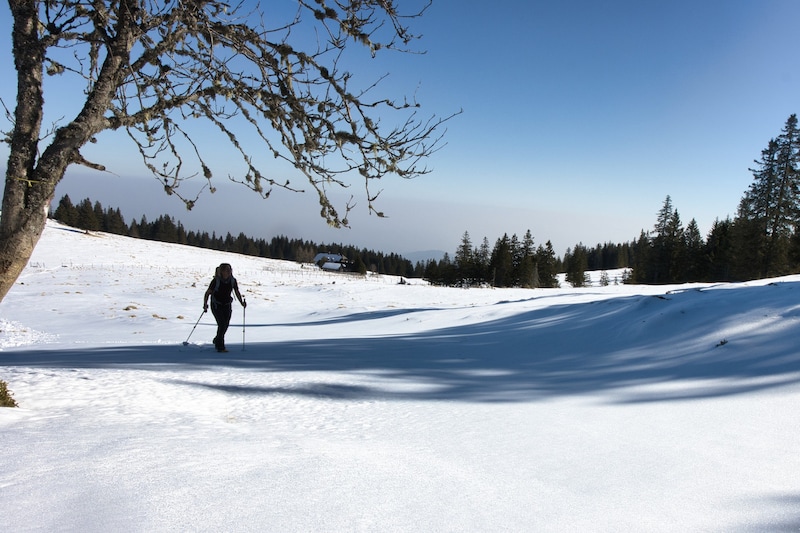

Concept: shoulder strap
[[212, 275, 237, 292]]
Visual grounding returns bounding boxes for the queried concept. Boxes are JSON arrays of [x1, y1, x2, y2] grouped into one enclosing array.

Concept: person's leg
[[211, 303, 230, 350], [216, 304, 232, 351]]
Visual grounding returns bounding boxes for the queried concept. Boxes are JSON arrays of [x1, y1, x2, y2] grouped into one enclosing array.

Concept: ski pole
[[242, 297, 246, 351], [183, 309, 205, 346]]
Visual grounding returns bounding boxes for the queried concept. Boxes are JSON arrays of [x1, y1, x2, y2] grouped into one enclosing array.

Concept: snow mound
[[0, 318, 58, 349]]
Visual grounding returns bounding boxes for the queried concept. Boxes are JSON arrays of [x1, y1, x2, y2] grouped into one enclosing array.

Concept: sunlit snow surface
[[1, 221, 798, 532]]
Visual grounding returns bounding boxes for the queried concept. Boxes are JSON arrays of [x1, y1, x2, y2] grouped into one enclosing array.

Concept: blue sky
[[2, 1, 800, 259]]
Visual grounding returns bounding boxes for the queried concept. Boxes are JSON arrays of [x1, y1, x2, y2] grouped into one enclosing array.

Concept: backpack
[[210, 263, 238, 304]]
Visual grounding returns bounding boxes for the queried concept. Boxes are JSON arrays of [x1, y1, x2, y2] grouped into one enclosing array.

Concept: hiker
[[203, 263, 246, 352]]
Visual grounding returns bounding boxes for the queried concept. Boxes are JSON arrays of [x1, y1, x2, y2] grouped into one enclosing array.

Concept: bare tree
[[1, 0, 454, 302]]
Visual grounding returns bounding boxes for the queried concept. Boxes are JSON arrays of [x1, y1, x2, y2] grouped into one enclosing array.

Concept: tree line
[[422, 231, 562, 288], [50, 114, 800, 287], [51, 195, 417, 277], [429, 114, 800, 287], [623, 114, 800, 284]]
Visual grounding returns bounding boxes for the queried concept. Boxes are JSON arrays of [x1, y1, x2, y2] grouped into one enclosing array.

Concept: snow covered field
[[1, 220, 799, 532]]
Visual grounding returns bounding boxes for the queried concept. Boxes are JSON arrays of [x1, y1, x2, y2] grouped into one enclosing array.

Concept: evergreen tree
[[666, 209, 686, 282], [734, 115, 800, 278], [706, 218, 733, 281], [517, 230, 537, 288], [439, 253, 457, 286], [76, 198, 100, 231], [454, 231, 476, 285], [476, 237, 491, 284], [355, 255, 367, 275], [418, 260, 429, 278], [789, 220, 800, 269], [127, 218, 140, 239], [93, 201, 105, 231], [767, 115, 800, 275], [564, 243, 589, 287], [105, 207, 127, 235], [650, 195, 684, 283], [489, 234, 514, 287], [53, 195, 79, 227], [138, 215, 150, 238], [729, 198, 763, 280], [152, 215, 179, 243], [509, 234, 522, 286], [423, 258, 441, 284], [683, 218, 705, 282], [535, 241, 559, 288], [628, 230, 651, 284]]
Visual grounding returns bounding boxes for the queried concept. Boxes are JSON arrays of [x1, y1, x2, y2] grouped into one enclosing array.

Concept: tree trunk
[[0, 1, 49, 302], [1, 1, 136, 303], [0, 194, 50, 303]]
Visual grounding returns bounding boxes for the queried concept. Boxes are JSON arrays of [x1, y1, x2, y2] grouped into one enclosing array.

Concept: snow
[[1, 220, 799, 532]]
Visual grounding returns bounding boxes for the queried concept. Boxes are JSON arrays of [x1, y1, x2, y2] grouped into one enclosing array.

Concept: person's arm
[[203, 285, 213, 311], [234, 286, 246, 307]]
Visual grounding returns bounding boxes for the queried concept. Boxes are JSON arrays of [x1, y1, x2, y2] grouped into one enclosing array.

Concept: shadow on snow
[[738, 492, 800, 532], [3, 282, 800, 404]]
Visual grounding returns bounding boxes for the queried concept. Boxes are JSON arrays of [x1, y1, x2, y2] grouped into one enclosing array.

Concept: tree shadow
[[735, 493, 800, 532], [3, 282, 800, 403], [253, 307, 441, 328]]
